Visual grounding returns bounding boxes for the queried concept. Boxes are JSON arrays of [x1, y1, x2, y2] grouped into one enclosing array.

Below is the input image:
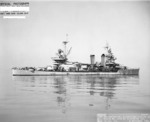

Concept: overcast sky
[[0, 1, 150, 71]]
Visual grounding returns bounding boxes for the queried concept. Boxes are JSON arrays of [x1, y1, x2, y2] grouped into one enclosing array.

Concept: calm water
[[0, 70, 150, 122]]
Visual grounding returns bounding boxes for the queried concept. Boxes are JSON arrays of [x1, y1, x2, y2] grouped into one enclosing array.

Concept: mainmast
[[52, 34, 72, 64], [63, 34, 69, 59]]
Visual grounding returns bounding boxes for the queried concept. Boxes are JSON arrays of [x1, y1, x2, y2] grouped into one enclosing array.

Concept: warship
[[12, 36, 139, 76]]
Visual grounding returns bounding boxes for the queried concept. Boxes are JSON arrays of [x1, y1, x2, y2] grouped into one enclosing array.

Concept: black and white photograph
[[0, 0, 150, 122]]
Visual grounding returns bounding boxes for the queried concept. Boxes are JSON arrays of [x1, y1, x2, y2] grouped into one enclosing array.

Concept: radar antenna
[[63, 34, 69, 58], [104, 41, 117, 63]]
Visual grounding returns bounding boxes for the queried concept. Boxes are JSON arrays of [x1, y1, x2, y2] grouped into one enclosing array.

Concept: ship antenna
[[63, 34, 69, 58], [104, 40, 109, 52]]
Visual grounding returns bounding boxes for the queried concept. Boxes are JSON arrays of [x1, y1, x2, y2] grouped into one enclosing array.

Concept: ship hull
[[12, 69, 139, 76]]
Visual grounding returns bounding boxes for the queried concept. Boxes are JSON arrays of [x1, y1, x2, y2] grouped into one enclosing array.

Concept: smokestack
[[90, 55, 95, 65], [101, 54, 105, 67]]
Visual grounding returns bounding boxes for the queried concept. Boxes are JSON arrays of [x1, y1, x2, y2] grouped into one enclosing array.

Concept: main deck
[[12, 69, 139, 76]]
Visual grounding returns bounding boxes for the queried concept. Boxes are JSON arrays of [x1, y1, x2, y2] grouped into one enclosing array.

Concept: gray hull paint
[[12, 69, 139, 76]]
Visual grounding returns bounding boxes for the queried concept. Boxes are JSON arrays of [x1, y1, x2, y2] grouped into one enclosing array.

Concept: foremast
[[104, 43, 117, 64]]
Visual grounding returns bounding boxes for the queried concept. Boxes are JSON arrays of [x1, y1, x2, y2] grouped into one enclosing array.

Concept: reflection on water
[[1, 74, 150, 122], [12, 75, 140, 114]]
